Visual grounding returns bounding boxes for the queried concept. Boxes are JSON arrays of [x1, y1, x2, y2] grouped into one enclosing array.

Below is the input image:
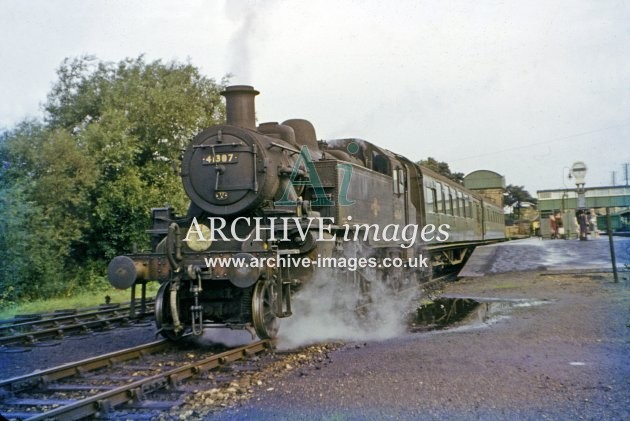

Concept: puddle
[[410, 297, 549, 332]]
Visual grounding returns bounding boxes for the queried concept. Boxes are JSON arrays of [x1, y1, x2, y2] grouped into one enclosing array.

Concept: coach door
[[393, 165, 409, 226]]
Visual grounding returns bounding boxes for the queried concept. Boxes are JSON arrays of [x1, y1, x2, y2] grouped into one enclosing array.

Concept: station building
[[536, 185, 630, 238], [463, 170, 506, 208]]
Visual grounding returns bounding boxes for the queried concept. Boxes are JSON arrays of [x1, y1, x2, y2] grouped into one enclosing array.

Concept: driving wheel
[[251, 280, 279, 339]]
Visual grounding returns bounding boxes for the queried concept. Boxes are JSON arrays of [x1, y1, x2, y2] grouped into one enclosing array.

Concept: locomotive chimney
[[221, 85, 259, 130]]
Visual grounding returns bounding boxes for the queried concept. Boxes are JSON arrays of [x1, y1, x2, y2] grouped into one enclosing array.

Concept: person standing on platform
[[555, 211, 564, 239], [532, 219, 541, 238], [578, 209, 589, 240], [549, 212, 557, 239]]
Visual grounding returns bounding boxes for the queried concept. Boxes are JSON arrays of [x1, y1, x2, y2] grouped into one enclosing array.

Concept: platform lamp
[[569, 161, 587, 209]]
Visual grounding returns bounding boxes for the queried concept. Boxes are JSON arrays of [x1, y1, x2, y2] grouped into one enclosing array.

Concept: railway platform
[[459, 236, 630, 277]]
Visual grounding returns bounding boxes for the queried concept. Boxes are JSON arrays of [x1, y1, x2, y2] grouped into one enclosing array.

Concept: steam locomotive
[[107, 85, 505, 340]]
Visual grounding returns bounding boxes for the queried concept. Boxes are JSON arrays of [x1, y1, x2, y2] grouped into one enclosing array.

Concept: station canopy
[[537, 186, 630, 211]]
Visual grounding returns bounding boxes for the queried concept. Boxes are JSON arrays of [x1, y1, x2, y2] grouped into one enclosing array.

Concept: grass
[[0, 283, 160, 319]]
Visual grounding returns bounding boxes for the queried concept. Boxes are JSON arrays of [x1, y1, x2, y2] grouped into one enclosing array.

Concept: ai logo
[[274, 146, 355, 207]]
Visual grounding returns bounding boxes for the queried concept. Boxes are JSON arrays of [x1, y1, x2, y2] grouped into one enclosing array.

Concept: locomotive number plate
[[203, 153, 238, 165]]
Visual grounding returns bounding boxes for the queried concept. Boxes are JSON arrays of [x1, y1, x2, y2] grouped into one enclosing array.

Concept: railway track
[[0, 268, 459, 419], [0, 301, 155, 346], [0, 338, 273, 420]]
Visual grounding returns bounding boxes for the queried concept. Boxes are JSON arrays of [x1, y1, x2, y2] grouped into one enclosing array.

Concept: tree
[[0, 56, 227, 301], [417, 157, 465, 184], [44, 56, 226, 259], [0, 122, 85, 301], [504, 184, 537, 220]]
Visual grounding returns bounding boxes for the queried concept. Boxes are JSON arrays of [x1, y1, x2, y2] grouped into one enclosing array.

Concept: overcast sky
[[1, 0, 629, 193]]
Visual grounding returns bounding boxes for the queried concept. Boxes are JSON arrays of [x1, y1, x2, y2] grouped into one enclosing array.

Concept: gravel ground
[[212, 271, 630, 420]]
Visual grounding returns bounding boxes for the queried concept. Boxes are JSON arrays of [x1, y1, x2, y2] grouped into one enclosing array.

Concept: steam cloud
[[277, 267, 420, 349]]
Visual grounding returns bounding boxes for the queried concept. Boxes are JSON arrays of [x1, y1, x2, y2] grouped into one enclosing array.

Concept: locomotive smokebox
[[221, 85, 259, 130]]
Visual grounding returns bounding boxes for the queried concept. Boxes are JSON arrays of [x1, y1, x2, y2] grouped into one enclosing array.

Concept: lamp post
[[561, 166, 572, 212], [570, 161, 587, 209], [557, 166, 572, 239], [571, 161, 588, 240]]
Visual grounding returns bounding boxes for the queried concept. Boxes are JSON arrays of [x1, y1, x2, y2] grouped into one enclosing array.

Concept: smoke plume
[[224, 0, 271, 83]]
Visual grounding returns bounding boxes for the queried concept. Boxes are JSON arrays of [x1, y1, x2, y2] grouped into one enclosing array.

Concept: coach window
[[425, 187, 434, 213], [435, 182, 444, 213], [452, 188, 457, 216], [456, 191, 461, 217], [455, 191, 461, 217], [445, 187, 452, 215], [466, 196, 472, 218]]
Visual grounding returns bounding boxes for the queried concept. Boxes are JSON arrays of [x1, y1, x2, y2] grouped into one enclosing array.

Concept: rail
[[0, 301, 154, 346], [0, 339, 272, 420]]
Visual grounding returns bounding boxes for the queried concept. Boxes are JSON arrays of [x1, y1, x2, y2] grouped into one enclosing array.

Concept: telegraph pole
[[606, 207, 619, 283]]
